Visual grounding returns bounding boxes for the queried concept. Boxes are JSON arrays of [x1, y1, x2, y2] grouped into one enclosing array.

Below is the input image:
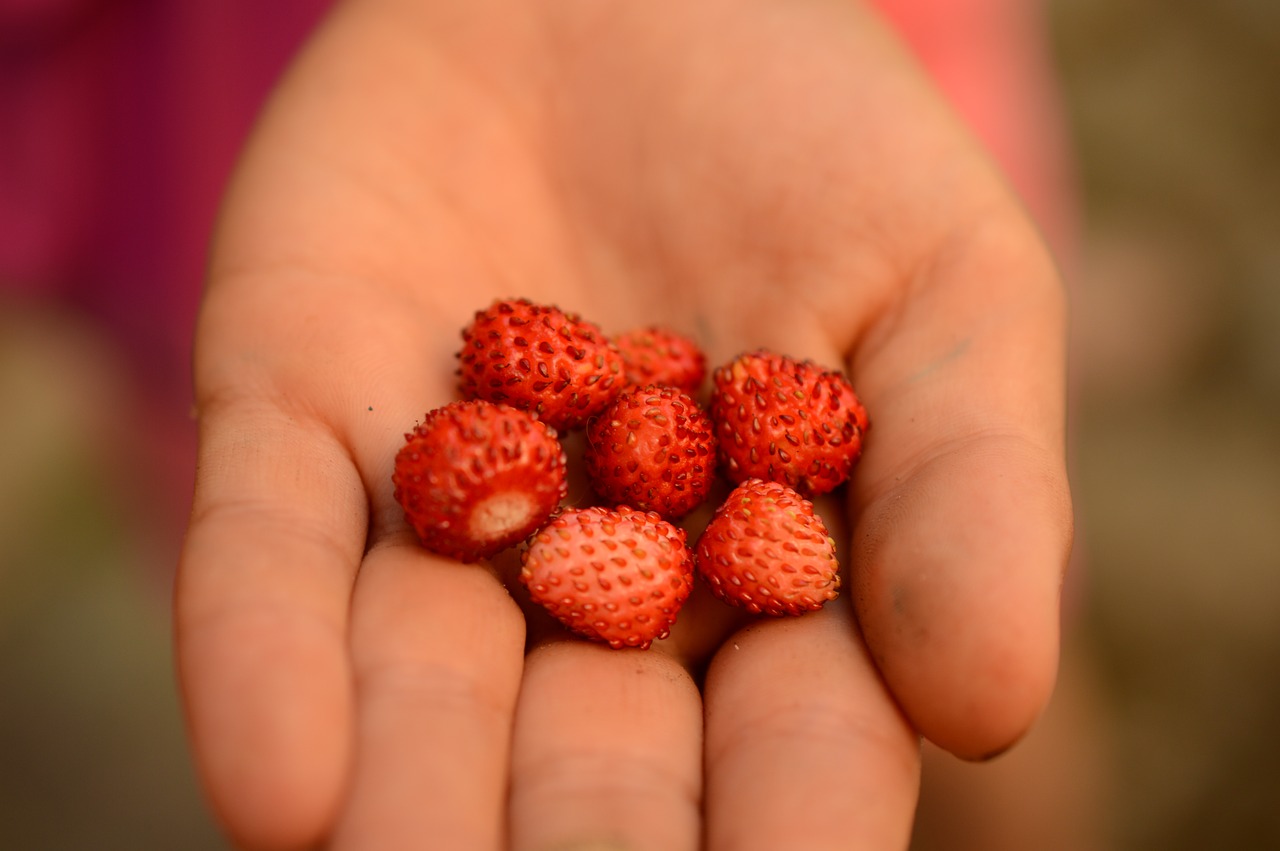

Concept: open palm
[[178, 1, 1072, 848]]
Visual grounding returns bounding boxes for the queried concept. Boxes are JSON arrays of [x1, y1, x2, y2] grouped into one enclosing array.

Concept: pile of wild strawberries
[[392, 298, 869, 649]]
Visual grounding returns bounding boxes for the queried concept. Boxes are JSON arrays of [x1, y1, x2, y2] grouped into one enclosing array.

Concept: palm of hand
[[181, 2, 1071, 848]]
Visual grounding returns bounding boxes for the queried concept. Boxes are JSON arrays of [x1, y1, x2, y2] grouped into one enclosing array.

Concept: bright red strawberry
[[584, 385, 717, 519], [520, 506, 694, 649], [695, 479, 840, 616], [458, 298, 625, 430], [709, 349, 869, 496], [613, 326, 707, 395], [392, 400, 568, 562]]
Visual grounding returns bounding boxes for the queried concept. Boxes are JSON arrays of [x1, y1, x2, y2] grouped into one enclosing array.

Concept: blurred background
[[1051, 2, 1280, 847], [2, 1, 1277, 848]]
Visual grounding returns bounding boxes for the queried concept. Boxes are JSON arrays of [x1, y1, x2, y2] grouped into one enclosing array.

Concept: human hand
[[176, 0, 1071, 848]]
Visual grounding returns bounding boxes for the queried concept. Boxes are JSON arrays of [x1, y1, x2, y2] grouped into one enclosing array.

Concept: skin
[[176, 0, 1072, 848]]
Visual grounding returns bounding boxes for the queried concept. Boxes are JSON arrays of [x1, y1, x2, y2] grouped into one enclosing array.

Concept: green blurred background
[[2, 1, 1277, 848]]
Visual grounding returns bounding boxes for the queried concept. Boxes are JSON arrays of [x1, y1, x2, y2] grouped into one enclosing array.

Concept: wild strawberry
[[695, 479, 840, 616], [457, 298, 625, 430], [392, 400, 568, 562], [709, 349, 868, 496], [584, 385, 717, 519], [613, 326, 707, 395], [520, 506, 695, 649]]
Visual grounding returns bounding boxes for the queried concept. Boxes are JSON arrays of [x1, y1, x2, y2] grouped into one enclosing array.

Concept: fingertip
[[853, 436, 1071, 760], [894, 602, 1061, 761], [209, 759, 345, 851], [181, 614, 353, 851], [195, 692, 351, 851], [703, 609, 921, 850]]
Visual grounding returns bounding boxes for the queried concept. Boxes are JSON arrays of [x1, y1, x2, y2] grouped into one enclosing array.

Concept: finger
[[176, 402, 365, 850], [508, 640, 703, 851], [703, 605, 920, 850], [321, 329, 527, 849], [329, 538, 526, 850], [850, 215, 1073, 759]]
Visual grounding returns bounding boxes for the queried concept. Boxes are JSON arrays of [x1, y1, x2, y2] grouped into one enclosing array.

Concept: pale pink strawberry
[[520, 506, 694, 649], [695, 478, 840, 616]]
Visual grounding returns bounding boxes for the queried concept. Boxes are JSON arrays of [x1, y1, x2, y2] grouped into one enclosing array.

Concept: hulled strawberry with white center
[[392, 400, 567, 562]]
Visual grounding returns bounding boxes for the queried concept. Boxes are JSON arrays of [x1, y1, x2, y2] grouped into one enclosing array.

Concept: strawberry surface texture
[[709, 349, 869, 496], [613, 326, 707, 395], [520, 506, 695, 649], [458, 298, 625, 430], [695, 478, 840, 616], [392, 400, 568, 562], [584, 384, 717, 519]]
